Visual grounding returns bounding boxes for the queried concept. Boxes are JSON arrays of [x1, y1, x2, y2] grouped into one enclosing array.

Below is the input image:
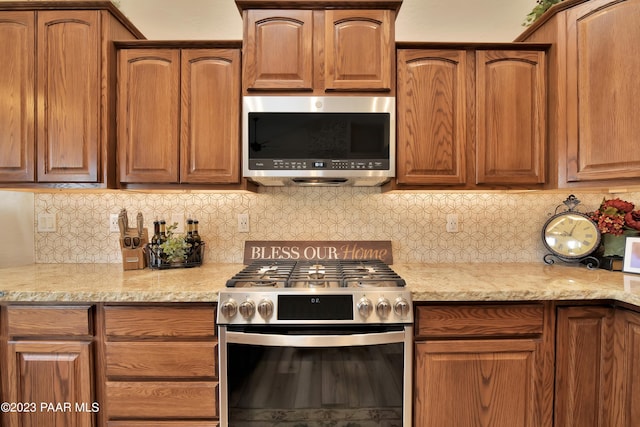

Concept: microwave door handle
[[223, 329, 407, 347]]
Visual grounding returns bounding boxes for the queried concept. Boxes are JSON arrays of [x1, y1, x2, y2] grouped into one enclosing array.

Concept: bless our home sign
[[243, 241, 393, 264]]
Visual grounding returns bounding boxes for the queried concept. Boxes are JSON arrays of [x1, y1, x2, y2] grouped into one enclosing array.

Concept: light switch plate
[[37, 213, 56, 232]]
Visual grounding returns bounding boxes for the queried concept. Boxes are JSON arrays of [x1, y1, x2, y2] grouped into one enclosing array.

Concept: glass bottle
[[158, 220, 168, 264], [150, 220, 161, 267], [192, 220, 202, 261], [185, 219, 195, 260], [159, 220, 167, 243]]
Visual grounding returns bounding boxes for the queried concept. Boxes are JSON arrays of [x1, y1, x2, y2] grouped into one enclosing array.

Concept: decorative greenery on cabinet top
[[524, 0, 562, 26]]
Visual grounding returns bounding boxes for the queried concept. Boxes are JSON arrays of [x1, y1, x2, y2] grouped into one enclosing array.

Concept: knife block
[[120, 229, 149, 271]]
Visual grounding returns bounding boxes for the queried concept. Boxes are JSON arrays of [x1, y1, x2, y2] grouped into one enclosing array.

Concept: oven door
[[219, 324, 412, 426]]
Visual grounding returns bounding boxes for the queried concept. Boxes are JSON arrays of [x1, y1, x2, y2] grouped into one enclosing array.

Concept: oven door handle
[[223, 329, 407, 347]]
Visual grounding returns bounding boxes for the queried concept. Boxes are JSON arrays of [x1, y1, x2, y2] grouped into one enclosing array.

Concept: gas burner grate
[[226, 260, 405, 288], [225, 260, 296, 288]]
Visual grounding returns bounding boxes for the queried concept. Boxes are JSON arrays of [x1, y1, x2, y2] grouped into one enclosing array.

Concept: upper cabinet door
[[36, 11, 100, 182], [565, 0, 640, 182], [396, 49, 467, 185], [118, 49, 180, 183], [325, 9, 393, 91], [181, 49, 241, 184], [0, 11, 35, 182], [243, 10, 313, 91], [476, 50, 546, 185]]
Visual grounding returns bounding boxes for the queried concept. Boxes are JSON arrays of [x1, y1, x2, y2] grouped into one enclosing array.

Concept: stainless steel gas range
[[217, 259, 413, 427]]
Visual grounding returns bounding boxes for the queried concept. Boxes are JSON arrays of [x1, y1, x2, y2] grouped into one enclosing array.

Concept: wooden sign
[[243, 241, 393, 264]]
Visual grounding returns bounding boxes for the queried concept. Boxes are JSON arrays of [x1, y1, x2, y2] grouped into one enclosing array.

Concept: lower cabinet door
[[414, 338, 543, 427], [554, 306, 615, 427], [5, 340, 94, 427]]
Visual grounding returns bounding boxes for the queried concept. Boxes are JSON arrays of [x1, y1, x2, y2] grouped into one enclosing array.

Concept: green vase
[[602, 230, 640, 257]]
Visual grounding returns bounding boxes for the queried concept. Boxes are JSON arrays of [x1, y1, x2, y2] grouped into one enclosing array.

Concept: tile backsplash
[[34, 188, 633, 264]]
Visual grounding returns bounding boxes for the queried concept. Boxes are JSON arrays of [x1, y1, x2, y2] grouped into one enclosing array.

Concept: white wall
[[117, 0, 538, 42], [0, 192, 34, 267]]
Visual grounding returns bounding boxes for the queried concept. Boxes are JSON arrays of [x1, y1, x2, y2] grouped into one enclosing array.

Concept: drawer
[[105, 381, 218, 419], [108, 422, 218, 427], [7, 305, 92, 336], [415, 304, 545, 337], [106, 341, 217, 379], [104, 305, 215, 338]]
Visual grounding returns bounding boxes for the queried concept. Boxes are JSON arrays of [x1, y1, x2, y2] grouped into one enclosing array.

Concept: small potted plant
[[589, 198, 640, 257], [159, 223, 191, 264]]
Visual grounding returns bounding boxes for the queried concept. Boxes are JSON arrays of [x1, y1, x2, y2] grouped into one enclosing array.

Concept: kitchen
[[1, 0, 640, 426]]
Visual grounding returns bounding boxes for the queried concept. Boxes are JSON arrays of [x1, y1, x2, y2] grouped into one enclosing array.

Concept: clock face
[[543, 212, 601, 258]]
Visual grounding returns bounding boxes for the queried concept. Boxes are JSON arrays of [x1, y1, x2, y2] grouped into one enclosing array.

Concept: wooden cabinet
[[414, 303, 552, 427], [612, 308, 640, 427], [0, 4, 142, 187], [117, 43, 241, 185], [396, 48, 468, 185], [239, 1, 400, 94], [243, 9, 313, 91], [517, 0, 640, 188], [324, 9, 393, 91], [554, 305, 615, 427], [1, 305, 95, 427], [0, 11, 35, 183], [102, 304, 219, 425], [555, 305, 640, 427], [476, 50, 546, 185], [395, 45, 546, 189]]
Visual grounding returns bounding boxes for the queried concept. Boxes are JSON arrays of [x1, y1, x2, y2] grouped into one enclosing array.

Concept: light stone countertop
[[0, 262, 639, 307]]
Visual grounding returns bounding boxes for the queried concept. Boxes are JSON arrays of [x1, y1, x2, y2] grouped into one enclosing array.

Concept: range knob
[[239, 300, 256, 319], [220, 299, 237, 318], [257, 299, 274, 319], [376, 298, 391, 319], [394, 298, 411, 318], [357, 297, 373, 318]]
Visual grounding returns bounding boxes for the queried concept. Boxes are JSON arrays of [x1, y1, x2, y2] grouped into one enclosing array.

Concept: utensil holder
[[121, 247, 147, 271], [120, 228, 149, 271]]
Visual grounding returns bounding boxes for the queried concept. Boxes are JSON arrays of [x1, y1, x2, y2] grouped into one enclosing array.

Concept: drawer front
[[415, 304, 544, 337], [7, 305, 92, 336], [106, 341, 217, 379], [104, 305, 215, 338], [108, 422, 218, 427], [105, 381, 218, 419]]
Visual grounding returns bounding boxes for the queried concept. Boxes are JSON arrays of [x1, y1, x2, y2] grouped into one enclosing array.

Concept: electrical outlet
[[238, 213, 249, 233], [109, 213, 120, 233], [446, 213, 460, 233]]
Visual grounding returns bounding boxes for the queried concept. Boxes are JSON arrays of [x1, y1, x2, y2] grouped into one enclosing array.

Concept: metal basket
[[145, 242, 205, 270]]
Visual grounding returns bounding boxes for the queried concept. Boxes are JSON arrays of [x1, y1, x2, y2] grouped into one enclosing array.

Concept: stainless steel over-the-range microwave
[[242, 96, 396, 186]]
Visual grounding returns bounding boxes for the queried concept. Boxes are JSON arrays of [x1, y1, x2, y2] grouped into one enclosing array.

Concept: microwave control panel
[[249, 159, 390, 170]]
